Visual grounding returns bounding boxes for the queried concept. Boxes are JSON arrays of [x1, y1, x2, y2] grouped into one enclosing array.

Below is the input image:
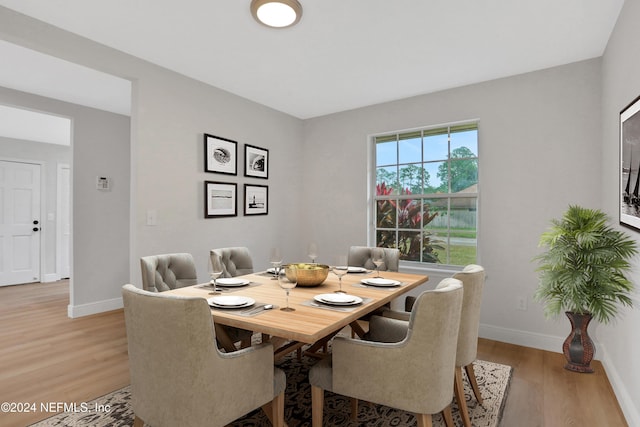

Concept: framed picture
[[244, 184, 268, 215], [244, 144, 269, 179], [205, 133, 237, 175], [620, 94, 640, 231], [205, 181, 237, 218]]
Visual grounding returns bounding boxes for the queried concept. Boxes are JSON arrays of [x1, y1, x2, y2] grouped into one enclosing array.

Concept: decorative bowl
[[284, 263, 329, 287]]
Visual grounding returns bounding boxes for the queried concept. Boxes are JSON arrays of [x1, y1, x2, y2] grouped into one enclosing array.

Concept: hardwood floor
[[0, 281, 628, 426], [0, 281, 130, 427]]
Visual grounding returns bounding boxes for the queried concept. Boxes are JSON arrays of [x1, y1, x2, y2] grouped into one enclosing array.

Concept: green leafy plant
[[533, 205, 638, 324], [375, 183, 443, 262]]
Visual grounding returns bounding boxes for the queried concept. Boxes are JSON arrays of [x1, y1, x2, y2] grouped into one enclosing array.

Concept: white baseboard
[[479, 323, 571, 357], [67, 297, 123, 318], [42, 273, 60, 283], [599, 340, 640, 425]]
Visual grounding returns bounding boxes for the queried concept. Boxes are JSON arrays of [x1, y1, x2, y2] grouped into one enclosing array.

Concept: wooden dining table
[[165, 269, 429, 358]]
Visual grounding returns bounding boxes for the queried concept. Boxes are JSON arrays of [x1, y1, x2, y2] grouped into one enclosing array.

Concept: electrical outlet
[[516, 296, 527, 311]]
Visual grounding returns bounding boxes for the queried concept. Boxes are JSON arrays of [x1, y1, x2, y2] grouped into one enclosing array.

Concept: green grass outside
[[428, 227, 476, 239], [434, 244, 477, 266]]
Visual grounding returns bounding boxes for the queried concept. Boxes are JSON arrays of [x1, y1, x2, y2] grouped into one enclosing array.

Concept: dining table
[[165, 268, 429, 359]]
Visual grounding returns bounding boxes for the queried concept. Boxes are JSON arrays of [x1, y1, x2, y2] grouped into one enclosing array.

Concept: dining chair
[[347, 245, 400, 272], [308, 278, 463, 427], [210, 246, 254, 278], [122, 284, 285, 427], [140, 252, 197, 292], [140, 252, 253, 351], [347, 246, 400, 335], [382, 264, 486, 427]]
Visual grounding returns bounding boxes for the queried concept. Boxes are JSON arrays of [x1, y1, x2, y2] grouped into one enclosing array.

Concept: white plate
[[207, 295, 255, 308], [216, 278, 250, 287], [361, 278, 402, 287], [314, 293, 363, 306], [347, 266, 368, 273]]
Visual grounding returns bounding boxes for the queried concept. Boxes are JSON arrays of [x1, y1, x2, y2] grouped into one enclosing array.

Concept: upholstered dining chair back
[[348, 246, 400, 271], [210, 247, 254, 278], [122, 284, 285, 427], [308, 278, 463, 426], [140, 253, 197, 292], [453, 264, 485, 367], [393, 264, 486, 427]]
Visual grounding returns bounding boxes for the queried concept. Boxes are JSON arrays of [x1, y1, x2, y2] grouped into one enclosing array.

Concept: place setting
[[356, 277, 404, 290], [304, 292, 371, 312], [206, 295, 276, 316], [197, 277, 262, 292]]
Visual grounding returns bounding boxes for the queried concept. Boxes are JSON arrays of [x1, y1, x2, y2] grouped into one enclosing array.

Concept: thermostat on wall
[[96, 176, 111, 191]]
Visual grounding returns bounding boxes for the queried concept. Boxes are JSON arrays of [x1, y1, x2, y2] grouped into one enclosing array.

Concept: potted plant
[[533, 205, 638, 372]]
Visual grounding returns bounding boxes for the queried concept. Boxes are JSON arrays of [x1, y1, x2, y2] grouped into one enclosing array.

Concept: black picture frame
[[244, 144, 269, 179], [205, 181, 237, 218], [205, 133, 237, 175], [620, 95, 640, 231], [244, 184, 268, 215]]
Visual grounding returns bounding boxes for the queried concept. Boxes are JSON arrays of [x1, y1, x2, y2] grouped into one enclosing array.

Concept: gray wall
[[303, 58, 602, 338], [132, 63, 305, 282], [601, 0, 640, 423]]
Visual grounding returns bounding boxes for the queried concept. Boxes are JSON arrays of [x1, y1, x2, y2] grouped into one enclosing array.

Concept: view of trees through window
[[373, 123, 478, 266]]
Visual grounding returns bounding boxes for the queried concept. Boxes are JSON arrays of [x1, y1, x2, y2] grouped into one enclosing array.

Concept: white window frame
[[368, 120, 480, 269]]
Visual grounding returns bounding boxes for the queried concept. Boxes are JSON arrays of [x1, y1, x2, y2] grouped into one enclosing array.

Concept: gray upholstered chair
[[140, 252, 253, 351], [210, 246, 254, 278], [140, 253, 198, 292], [122, 285, 285, 427], [347, 245, 400, 272], [308, 278, 463, 427], [384, 264, 486, 427], [348, 246, 400, 331]]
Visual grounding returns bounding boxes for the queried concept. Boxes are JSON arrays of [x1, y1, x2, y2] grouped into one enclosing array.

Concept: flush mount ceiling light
[[250, 0, 302, 28]]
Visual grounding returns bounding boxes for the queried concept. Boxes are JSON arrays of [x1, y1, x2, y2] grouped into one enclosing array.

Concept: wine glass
[[208, 256, 224, 294], [269, 247, 283, 280], [307, 243, 318, 264], [371, 248, 384, 278], [331, 255, 349, 293], [279, 265, 297, 312]]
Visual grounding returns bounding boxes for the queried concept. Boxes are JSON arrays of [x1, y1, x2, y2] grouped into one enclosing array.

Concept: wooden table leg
[[214, 324, 238, 353], [349, 320, 367, 338]]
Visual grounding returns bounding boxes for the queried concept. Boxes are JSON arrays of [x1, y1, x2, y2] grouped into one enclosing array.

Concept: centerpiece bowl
[[284, 263, 329, 287]]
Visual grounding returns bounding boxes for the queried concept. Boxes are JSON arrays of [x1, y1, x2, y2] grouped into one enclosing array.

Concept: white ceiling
[[0, 0, 625, 119]]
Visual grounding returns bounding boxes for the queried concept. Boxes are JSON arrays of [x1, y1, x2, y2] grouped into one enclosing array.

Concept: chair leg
[[415, 413, 433, 427], [454, 367, 472, 427], [441, 404, 454, 427], [133, 415, 144, 427], [350, 398, 358, 421], [311, 385, 324, 427], [465, 362, 484, 405], [272, 392, 285, 427]]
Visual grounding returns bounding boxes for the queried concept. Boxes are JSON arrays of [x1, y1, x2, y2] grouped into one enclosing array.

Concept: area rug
[[30, 355, 512, 427]]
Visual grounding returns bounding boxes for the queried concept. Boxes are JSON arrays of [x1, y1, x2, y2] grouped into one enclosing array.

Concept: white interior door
[[0, 160, 41, 286]]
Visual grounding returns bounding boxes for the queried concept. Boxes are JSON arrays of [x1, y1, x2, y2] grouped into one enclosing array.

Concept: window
[[372, 122, 478, 266]]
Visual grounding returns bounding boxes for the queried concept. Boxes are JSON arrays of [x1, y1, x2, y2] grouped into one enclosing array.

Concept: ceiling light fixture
[[250, 0, 302, 28]]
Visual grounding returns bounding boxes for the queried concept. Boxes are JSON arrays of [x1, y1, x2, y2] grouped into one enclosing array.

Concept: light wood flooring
[[0, 281, 628, 427]]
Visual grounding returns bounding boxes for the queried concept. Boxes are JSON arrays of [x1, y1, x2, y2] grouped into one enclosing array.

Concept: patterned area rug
[[30, 354, 512, 427]]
